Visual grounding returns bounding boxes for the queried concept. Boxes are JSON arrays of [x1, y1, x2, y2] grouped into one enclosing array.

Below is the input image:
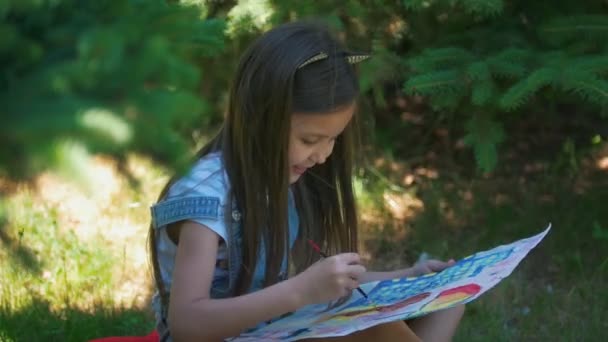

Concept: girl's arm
[[168, 222, 301, 341], [168, 221, 365, 341], [359, 259, 456, 284]]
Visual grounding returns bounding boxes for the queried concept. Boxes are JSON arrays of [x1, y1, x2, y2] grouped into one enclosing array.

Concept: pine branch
[[566, 77, 608, 107], [0, 0, 227, 180], [402, 0, 432, 11], [466, 61, 491, 81], [402, 0, 504, 17], [409, 48, 475, 71], [541, 15, 608, 35], [463, 115, 505, 173], [471, 80, 495, 106], [460, 0, 504, 16], [569, 55, 608, 75], [429, 91, 466, 110], [486, 48, 531, 79], [466, 61, 494, 106], [540, 15, 608, 46], [499, 67, 555, 111], [404, 69, 462, 95]]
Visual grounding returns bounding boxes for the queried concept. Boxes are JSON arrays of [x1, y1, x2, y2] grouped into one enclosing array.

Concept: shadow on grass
[[0, 220, 43, 275], [0, 296, 154, 342], [364, 168, 608, 276], [361, 163, 608, 340]]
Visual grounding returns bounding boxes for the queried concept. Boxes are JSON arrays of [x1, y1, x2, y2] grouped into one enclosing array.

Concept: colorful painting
[[229, 225, 551, 341], [418, 284, 481, 314]]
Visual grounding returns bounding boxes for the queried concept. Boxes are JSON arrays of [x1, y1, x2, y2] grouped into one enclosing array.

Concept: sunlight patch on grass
[[597, 156, 608, 170], [0, 154, 167, 317]]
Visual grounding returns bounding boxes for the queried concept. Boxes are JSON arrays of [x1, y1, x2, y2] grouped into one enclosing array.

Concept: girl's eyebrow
[[303, 132, 344, 139], [304, 133, 330, 138]]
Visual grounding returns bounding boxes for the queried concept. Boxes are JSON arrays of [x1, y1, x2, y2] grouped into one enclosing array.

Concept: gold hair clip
[[297, 52, 370, 69], [298, 52, 329, 69], [345, 54, 371, 64]]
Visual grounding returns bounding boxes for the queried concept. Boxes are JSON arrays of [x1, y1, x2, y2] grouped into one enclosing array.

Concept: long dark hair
[[149, 21, 361, 301]]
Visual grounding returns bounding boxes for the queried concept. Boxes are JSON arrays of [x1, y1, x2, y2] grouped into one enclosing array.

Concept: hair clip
[[297, 51, 370, 69], [298, 52, 329, 69], [345, 54, 371, 64]]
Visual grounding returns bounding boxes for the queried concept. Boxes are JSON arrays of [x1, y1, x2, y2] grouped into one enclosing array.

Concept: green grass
[[361, 152, 608, 341], [1, 148, 607, 341], [0, 298, 153, 341], [0, 157, 162, 341]]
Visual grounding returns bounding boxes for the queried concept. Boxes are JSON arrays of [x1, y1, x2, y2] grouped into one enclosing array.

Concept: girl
[[148, 21, 464, 342]]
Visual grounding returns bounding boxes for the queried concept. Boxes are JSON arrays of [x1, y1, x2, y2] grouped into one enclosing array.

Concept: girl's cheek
[[290, 144, 308, 164]]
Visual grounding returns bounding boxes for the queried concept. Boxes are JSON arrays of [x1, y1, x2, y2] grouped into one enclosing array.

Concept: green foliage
[[463, 115, 505, 172], [401, 5, 608, 171], [3, 0, 608, 179], [0, 0, 226, 180], [267, 0, 608, 172], [539, 15, 608, 47], [403, 0, 504, 17]]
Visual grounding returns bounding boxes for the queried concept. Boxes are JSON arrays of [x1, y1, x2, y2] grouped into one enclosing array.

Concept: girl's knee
[[448, 304, 466, 320]]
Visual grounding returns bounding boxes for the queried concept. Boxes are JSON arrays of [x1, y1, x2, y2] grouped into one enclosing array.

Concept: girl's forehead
[[291, 103, 355, 135]]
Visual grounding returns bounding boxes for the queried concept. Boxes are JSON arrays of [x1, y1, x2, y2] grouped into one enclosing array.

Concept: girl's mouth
[[292, 165, 308, 175]]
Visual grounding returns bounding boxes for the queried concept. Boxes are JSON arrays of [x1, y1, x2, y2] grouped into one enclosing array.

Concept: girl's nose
[[312, 150, 328, 164], [311, 141, 334, 165]]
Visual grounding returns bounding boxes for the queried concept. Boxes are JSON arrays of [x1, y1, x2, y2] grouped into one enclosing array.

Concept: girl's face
[[288, 102, 356, 184]]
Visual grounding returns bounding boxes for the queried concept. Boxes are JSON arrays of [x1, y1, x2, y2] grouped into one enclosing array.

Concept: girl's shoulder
[[150, 151, 231, 238], [166, 151, 229, 202]]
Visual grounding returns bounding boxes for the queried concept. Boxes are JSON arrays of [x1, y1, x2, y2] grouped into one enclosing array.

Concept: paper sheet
[[230, 225, 551, 341]]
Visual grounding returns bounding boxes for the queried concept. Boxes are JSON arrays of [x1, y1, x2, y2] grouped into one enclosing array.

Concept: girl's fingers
[[419, 265, 432, 274], [345, 279, 359, 292], [347, 264, 367, 278], [426, 260, 446, 270], [337, 253, 361, 265], [426, 259, 454, 272]]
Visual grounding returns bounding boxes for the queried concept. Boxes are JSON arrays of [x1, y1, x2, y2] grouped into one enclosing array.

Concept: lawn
[[1, 142, 607, 341]]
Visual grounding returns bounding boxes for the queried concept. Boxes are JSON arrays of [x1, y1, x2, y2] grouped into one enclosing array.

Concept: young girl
[[148, 21, 464, 342]]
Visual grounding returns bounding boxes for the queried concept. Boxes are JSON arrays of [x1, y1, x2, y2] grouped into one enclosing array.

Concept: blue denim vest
[[150, 190, 299, 315]]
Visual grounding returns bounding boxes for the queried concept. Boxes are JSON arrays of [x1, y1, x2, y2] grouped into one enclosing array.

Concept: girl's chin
[[289, 172, 302, 184]]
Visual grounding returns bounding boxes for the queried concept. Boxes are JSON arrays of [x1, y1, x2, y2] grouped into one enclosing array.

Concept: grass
[[0, 298, 153, 341], [0, 156, 163, 341], [360, 142, 608, 341], [1, 144, 607, 341]]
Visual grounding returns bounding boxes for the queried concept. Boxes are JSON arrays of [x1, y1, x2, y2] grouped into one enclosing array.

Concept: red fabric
[[89, 330, 159, 342]]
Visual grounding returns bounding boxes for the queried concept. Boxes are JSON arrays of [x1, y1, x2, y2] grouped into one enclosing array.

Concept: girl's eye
[[301, 138, 318, 146]]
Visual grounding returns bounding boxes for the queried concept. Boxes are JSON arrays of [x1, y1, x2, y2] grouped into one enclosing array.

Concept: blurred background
[[1, 0, 607, 340]]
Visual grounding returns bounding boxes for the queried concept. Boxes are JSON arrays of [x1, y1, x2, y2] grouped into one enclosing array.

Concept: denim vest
[[150, 195, 238, 295], [150, 187, 299, 339]]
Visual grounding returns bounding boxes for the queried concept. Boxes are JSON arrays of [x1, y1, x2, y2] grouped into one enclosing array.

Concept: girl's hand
[[408, 259, 455, 276], [292, 253, 366, 306]]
